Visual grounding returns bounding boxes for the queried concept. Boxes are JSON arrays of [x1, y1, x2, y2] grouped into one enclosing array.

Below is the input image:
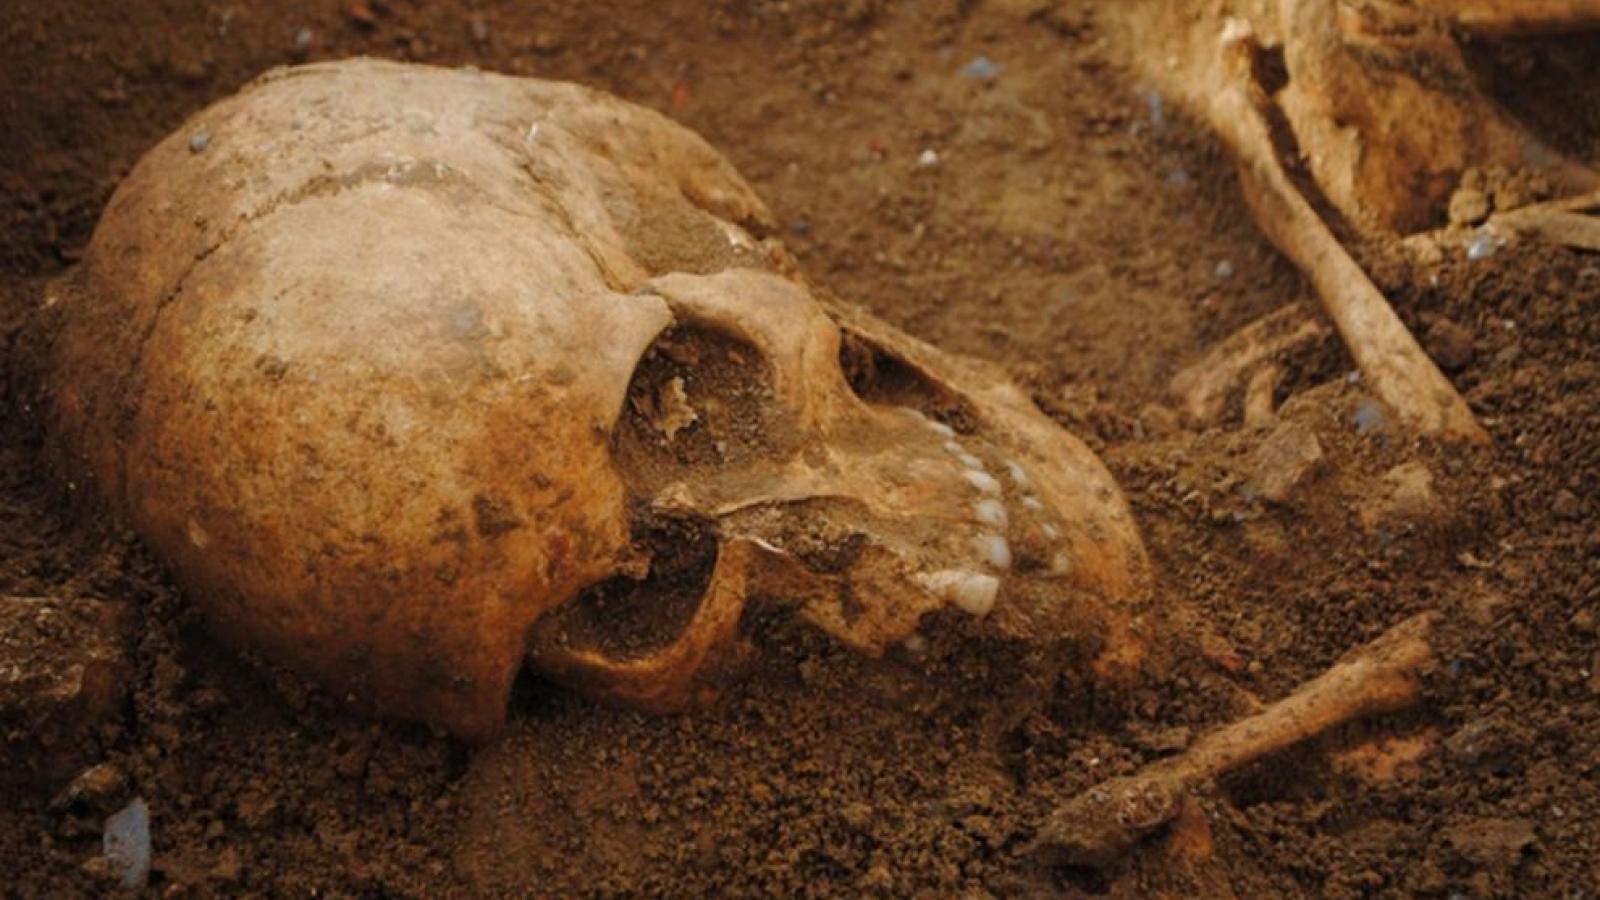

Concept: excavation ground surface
[[2, 1, 1596, 896]]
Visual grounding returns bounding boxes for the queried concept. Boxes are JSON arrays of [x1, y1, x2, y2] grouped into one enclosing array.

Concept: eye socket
[[534, 511, 718, 661], [614, 325, 777, 483], [837, 330, 977, 433]]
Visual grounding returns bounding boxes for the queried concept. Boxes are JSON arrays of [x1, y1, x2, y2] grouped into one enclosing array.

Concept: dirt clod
[[1247, 419, 1326, 504]]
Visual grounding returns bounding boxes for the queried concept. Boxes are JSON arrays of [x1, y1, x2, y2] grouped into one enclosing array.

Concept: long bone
[[1402, 0, 1600, 37], [1186, 20, 1488, 443], [1027, 612, 1437, 867]]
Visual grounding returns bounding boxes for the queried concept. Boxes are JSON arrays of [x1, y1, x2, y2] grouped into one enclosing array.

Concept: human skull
[[44, 59, 1150, 740]]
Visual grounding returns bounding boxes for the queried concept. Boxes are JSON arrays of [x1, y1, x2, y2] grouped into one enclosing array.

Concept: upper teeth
[[916, 569, 1000, 617], [962, 470, 1002, 496], [974, 498, 1009, 528]]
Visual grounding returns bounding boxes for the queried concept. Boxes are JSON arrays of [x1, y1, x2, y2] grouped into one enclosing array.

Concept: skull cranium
[[44, 59, 1150, 739]]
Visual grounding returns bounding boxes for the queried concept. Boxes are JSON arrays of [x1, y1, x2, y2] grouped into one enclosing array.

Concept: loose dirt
[[1, 1, 1595, 896]]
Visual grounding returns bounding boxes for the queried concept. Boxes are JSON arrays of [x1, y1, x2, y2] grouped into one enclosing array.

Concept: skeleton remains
[[1021, 0, 1600, 864], [43, 9, 1589, 857], [42, 59, 1149, 742]]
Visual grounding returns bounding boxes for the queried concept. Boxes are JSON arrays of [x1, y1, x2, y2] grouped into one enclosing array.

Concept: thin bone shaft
[[1204, 36, 1487, 443], [1029, 613, 1436, 866], [1168, 612, 1433, 781], [1407, 0, 1600, 36]]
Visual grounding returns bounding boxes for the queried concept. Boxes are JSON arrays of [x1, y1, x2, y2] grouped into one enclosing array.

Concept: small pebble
[[1144, 88, 1165, 127], [960, 55, 1001, 81], [292, 27, 314, 55], [1353, 400, 1386, 435], [347, 0, 377, 27], [189, 130, 210, 154], [917, 148, 940, 169], [1569, 609, 1595, 636], [1448, 186, 1491, 227], [1214, 259, 1235, 280], [103, 798, 151, 889], [1552, 489, 1583, 521], [1466, 232, 1498, 261], [532, 30, 564, 53], [1423, 317, 1475, 372], [51, 762, 128, 812]]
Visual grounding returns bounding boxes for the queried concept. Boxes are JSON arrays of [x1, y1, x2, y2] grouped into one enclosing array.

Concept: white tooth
[[1004, 460, 1031, 487], [963, 470, 1002, 496], [899, 406, 928, 422], [957, 452, 985, 470], [950, 573, 1000, 616], [943, 439, 966, 455], [916, 570, 1000, 617], [974, 498, 1009, 528], [975, 533, 1012, 570], [1021, 495, 1045, 512], [927, 420, 956, 438], [1041, 523, 1060, 540]]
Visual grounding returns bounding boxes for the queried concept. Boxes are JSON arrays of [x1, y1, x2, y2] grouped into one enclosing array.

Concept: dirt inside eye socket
[[534, 511, 719, 663], [613, 325, 777, 485]]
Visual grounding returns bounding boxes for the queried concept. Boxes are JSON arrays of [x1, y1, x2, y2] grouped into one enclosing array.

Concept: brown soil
[[2, 1, 1596, 897]]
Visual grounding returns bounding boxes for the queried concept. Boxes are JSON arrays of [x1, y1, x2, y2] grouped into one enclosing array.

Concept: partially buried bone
[[1169, 302, 1330, 428], [1271, 0, 1600, 236], [1164, 18, 1488, 443], [43, 59, 1151, 739], [1027, 612, 1437, 867]]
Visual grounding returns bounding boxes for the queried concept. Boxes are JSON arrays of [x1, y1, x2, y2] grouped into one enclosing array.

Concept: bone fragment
[[1026, 612, 1436, 867], [1242, 363, 1283, 429], [1200, 25, 1487, 443], [1401, 0, 1600, 36], [1169, 303, 1328, 427], [1485, 189, 1600, 252]]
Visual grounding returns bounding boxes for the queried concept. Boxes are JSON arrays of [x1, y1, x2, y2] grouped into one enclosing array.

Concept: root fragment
[[1026, 613, 1436, 867]]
